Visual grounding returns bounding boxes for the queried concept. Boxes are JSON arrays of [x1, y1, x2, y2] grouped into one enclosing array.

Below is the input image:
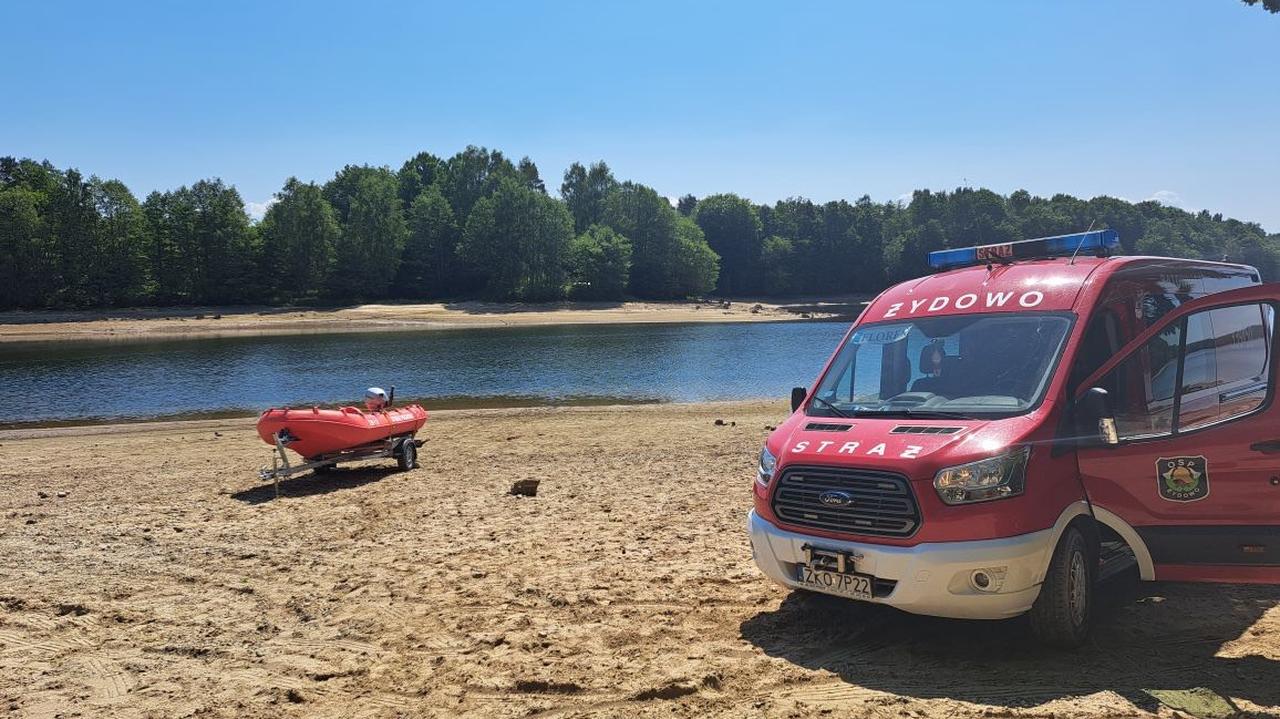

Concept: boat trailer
[[258, 430, 423, 497]]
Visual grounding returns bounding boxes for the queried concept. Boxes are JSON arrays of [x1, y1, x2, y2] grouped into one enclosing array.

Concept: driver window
[[1097, 321, 1181, 439]]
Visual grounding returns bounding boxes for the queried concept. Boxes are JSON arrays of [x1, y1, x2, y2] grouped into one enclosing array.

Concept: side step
[[1098, 539, 1138, 581]]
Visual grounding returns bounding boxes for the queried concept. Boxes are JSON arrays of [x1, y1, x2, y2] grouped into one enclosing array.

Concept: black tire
[[1028, 525, 1096, 648], [397, 440, 418, 471]]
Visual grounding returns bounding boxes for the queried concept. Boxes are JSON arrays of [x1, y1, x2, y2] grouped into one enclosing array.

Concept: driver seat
[[911, 343, 947, 395]]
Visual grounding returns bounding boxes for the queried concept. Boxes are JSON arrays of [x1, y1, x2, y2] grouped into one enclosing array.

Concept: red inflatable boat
[[256, 387, 428, 460]]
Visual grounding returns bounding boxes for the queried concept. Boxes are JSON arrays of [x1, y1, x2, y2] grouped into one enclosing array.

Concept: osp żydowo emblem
[[1157, 456, 1209, 502]]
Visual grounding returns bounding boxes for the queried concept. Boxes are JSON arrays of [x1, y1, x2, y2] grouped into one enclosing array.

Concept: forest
[[2, 147, 1278, 310]]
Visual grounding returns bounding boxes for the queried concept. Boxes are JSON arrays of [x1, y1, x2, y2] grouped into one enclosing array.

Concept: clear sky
[[4, 1, 1277, 230]]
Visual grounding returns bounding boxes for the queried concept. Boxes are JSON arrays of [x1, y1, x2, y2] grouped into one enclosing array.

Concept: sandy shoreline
[[0, 298, 858, 344], [1, 401, 1277, 718]]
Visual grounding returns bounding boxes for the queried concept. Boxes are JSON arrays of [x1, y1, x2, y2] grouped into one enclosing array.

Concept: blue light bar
[[927, 230, 1120, 270]]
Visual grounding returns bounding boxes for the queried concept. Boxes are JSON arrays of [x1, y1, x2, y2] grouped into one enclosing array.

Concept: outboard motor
[[364, 387, 389, 411]]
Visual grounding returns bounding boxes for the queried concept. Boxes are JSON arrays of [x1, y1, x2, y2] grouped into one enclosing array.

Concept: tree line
[[2, 148, 1278, 310]]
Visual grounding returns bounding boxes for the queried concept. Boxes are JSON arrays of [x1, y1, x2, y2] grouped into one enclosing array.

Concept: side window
[[1099, 322, 1181, 439], [1178, 304, 1272, 430], [1096, 302, 1274, 440]]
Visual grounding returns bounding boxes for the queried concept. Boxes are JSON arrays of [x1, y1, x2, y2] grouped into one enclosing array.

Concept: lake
[[0, 321, 849, 425]]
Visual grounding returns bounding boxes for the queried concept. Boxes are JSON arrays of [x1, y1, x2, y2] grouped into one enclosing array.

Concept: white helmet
[[364, 387, 389, 410]]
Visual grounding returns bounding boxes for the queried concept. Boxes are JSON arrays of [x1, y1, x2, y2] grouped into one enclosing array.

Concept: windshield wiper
[[808, 395, 852, 419], [850, 408, 977, 420]]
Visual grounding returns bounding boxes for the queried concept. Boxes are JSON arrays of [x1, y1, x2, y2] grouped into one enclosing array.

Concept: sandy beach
[[0, 299, 855, 344], [1, 401, 1277, 718]]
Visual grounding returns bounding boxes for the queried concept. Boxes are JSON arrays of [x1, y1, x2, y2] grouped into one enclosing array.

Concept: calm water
[[0, 322, 849, 424]]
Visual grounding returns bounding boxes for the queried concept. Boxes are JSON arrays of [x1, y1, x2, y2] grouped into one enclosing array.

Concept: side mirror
[[1079, 387, 1119, 446], [791, 387, 808, 413]]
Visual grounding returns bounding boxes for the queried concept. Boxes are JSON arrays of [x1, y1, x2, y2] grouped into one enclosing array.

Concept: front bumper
[[748, 509, 1056, 619]]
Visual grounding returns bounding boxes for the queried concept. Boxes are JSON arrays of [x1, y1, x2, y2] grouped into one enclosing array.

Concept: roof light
[[927, 230, 1120, 270]]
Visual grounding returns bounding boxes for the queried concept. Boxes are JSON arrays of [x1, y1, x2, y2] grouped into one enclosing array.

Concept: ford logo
[[818, 491, 854, 507]]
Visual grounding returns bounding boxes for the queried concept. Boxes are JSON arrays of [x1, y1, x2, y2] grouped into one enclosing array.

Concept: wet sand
[[1, 401, 1277, 718], [0, 299, 854, 344]]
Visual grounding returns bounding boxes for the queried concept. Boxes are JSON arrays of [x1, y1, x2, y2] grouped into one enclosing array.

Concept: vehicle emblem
[[818, 490, 854, 507], [1156, 456, 1209, 502]]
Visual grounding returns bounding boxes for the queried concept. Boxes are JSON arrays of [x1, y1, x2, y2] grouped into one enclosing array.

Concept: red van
[[748, 230, 1279, 646]]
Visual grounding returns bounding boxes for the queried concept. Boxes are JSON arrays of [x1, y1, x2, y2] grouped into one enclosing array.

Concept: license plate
[[797, 565, 874, 601]]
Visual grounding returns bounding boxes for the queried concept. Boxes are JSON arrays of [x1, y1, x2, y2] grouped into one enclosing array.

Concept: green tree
[[1242, 0, 1280, 12], [560, 161, 618, 232], [143, 188, 194, 303], [0, 158, 60, 308], [568, 224, 632, 300], [518, 156, 546, 194], [601, 181, 680, 297], [0, 186, 52, 308], [47, 168, 100, 306], [693, 193, 762, 295], [260, 177, 339, 300], [459, 178, 574, 300], [676, 194, 698, 216], [671, 216, 720, 297], [438, 146, 519, 222], [89, 178, 151, 305], [396, 151, 443, 208], [325, 166, 407, 300], [759, 235, 795, 295], [394, 185, 461, 298], [188, 179, 259, 304]]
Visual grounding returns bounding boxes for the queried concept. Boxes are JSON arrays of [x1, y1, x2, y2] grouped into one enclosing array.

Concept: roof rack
[[927, 229, 1120, 271]]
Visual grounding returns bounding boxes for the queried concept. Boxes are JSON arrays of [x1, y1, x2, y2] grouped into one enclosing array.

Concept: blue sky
[[4, 1, 1277, 230]]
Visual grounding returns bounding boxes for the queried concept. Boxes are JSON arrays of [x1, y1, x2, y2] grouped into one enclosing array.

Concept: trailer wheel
[[397, 440, 418, 471], [1028, 525, 1095, 648]]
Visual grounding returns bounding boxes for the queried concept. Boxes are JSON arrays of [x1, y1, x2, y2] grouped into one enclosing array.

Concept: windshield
[[808, 312, 1073, 418]]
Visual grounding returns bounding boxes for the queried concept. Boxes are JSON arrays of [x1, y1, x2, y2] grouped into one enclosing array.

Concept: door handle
[[1250, 440, 1280, 454]]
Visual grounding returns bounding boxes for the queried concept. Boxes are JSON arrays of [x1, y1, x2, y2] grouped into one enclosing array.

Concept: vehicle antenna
[[1068, 220, 1097, 265]]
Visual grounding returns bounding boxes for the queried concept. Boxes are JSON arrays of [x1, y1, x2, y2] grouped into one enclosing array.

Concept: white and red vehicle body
[[748, 231, 1279, 640]]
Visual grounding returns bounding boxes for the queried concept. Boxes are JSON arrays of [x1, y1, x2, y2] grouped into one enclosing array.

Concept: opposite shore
[[0, 297, 863, 344]]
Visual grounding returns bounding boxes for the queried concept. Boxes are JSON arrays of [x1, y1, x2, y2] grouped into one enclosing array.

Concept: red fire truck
[[748, 230, 1279, 645]]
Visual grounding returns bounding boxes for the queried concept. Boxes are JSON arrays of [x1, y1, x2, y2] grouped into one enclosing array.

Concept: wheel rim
[[1068, 550, 1088, 626]]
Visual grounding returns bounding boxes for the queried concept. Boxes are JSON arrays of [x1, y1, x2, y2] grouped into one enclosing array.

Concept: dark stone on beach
[[714, 419, 725, 426], [510, 479, 540, 497]]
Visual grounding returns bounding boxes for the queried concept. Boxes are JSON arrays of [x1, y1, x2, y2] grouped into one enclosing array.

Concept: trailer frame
[[258, 430, 423, 497]]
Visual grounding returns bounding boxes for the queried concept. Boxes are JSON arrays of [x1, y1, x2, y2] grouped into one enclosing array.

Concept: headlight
[[757, 445, 778, 487], [933, 447, 1030, 505]]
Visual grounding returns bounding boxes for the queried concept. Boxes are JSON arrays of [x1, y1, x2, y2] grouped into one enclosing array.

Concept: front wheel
[[1028, 525, 1096, 647], [397, 440, 418, 471]]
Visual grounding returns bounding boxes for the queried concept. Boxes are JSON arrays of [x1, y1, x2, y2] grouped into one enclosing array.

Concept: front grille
[[772, 465, 920, 537]]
